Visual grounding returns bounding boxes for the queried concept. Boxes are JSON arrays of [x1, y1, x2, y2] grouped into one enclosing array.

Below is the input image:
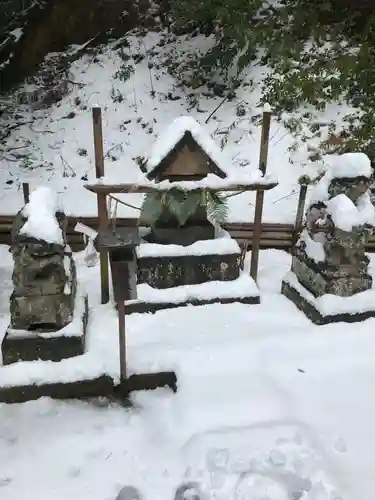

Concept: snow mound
[[309, 152, 374, 208], [145, 116, 230, 176], [20, 186, 63, 244], [327, 193, 375, 231], [328, 152, 372, 179], [136, 238, 240, 258], [299, 230, 325, 262]]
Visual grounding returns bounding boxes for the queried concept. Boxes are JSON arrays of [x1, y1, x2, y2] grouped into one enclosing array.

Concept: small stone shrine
[[2, 186, 87, 365], [128, 116, 260, 312], [282, 152, 375, 324]]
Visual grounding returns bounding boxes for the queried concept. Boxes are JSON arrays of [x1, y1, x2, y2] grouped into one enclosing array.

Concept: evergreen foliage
[[140, 188, 228, 227], [171, 0, 375, 159]]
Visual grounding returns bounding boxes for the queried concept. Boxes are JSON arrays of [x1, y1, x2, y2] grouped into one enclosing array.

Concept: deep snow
[[0, 246, 374, 499], [0, 30, 374, 500]]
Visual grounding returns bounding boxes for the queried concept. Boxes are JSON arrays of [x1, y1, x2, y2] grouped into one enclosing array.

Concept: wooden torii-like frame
[[86, 107, 275, 392], [86, 107, 276, 306]]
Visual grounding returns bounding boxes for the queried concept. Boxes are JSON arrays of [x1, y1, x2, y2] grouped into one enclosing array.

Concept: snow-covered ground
[[0, 245, 375, 499], [0, 31, 354, 222]]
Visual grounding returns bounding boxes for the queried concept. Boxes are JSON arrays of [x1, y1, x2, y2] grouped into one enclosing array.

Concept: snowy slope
[[0, 246, 375, 499], [0, 31, 354, 222]]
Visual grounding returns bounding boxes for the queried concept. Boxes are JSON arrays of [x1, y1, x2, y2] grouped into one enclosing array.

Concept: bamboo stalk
[[92, 107, 110, 304], [250, 109, 272, 282]]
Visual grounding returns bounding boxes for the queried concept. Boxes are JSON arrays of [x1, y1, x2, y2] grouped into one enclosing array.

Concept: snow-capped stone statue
[[282, 152, 375, 324], [2, 186, 86, 365], [9, 186, 76, 331]]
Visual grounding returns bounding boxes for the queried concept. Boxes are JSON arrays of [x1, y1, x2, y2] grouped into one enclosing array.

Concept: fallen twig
[[29, 123, 54, 134], [205, 95, 228, 124], [66, 79, 86, 88], [60, 155, 76, 177]]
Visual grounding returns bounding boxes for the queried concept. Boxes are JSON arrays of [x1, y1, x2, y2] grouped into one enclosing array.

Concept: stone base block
[[125, 272, 260, 314], [137, 247, 241, 289], [281, 272, 375, 325], [10, 290, 76, 331], [2, 293, 88, 365], [125, 294, 260, 315], [0, 371, 178, 404], [292, 252, 372, 297]]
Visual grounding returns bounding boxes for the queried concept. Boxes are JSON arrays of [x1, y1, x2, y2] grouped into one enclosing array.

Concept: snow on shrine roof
[[144, 116, 230, 176], [20, 186, 63, 244]]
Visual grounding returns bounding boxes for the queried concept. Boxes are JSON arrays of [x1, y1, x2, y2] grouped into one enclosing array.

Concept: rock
[[115, 486, 142, 500], [174, 482, 202, 500]]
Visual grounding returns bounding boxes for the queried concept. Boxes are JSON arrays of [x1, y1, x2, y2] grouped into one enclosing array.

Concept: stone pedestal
[[281, 271, 375, 325], [2, 292, 88, 365], [10, 291, 76, 331], [137, 251, 240, 289], [128, 238, 260, 313], [292, 247, 372, 298]]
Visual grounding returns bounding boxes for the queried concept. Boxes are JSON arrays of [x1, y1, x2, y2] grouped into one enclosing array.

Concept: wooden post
[[22, 182, 30, 204], [292, 183, 308, 247], [92, 107, 109, 304], [250, 109, 272, 282], [117, 300, 127, 384]]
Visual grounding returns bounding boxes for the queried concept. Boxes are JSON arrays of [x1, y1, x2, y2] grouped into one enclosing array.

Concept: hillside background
[[1, 0, 375, 221]]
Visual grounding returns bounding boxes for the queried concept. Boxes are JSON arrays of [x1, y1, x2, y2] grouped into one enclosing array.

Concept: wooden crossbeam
[[83, 181, 278, 195]]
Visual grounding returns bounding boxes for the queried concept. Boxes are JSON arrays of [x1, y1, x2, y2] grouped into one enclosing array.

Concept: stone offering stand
[[0, 108, 278, 404]]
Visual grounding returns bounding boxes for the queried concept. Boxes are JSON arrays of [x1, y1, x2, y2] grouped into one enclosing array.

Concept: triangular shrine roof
[[144, 116, 230, 180]]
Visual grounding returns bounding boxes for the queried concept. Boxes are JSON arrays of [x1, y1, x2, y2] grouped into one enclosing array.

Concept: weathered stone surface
[[281, 279, 375, 325], [144, 224, 215, 246], [9, 291, 75, 331], [292, 248, 372, 298], [8, 190, 77, 333], [2, 293, 88, 364], [137, 252, 240, 289], [284, 153, 375, 321]]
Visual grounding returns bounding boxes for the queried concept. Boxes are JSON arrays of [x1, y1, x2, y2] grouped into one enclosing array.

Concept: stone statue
[[9, 186, 76, 331], [292, 154, 375, 298]]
